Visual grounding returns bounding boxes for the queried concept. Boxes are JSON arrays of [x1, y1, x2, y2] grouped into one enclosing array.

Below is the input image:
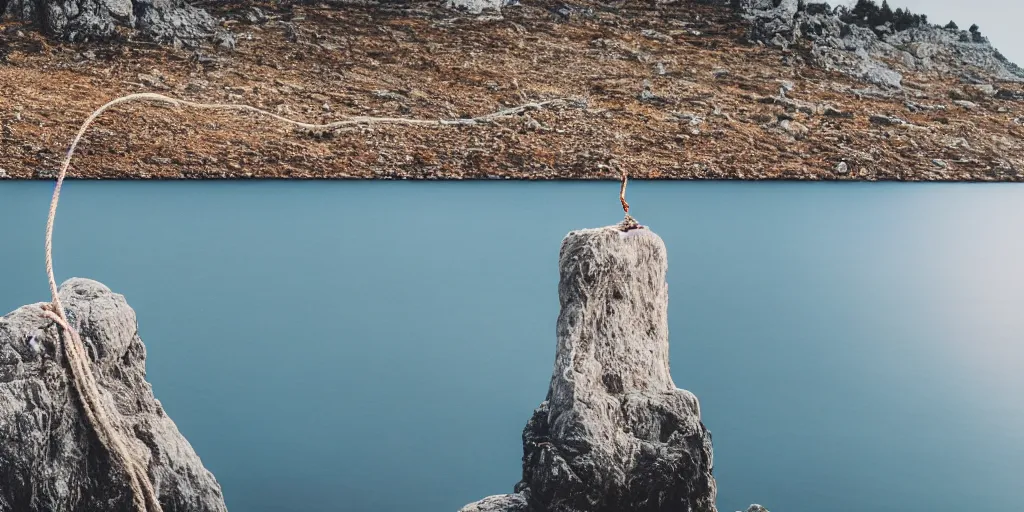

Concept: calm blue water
[[0, 181, 1021, 512]]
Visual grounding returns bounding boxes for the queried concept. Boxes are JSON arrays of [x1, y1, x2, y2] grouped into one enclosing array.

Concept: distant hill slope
[[1, 0, 1022, 180]]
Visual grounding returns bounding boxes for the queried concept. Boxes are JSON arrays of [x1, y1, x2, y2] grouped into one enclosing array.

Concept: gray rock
[[460, 494, 530, 512], [741, 506, 770, 512], [869, 114, 906, 126], [969, 84, 997, 97], [834, 161, 849, 174], [904, 101, 946, 113], [641, 29, 672, 42], [777, 80, 795, 96], [213, 30, 236, 51], [460, 223, 717, 512], [446, 0, 511, 14], [823, 106, 853, 118], [953, 100, 978, 109], [0, 168, 7, 179], [995, 89, 1024, 101], [2, 0, 215, 44], [736, 0, 1022, 90], [779, 119, 809, 139], [0, 278, 227, 511]]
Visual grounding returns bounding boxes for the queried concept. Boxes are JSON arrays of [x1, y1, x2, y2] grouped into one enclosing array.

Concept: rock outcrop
[[0, 278, 227, 512], [1, 0, 217, 45], [741, 1, 1023, 90], [460, 221, 717, 512], [446, 0, 516, 14]]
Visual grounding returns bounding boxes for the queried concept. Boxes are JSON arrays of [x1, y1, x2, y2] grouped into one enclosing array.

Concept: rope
[[619, 169, 629, 214], [617, 169, 640, 231], [42, 92, 579, 511]]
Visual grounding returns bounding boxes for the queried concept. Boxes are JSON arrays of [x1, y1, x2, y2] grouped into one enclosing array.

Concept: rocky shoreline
[[1, 0, 1022, 181]]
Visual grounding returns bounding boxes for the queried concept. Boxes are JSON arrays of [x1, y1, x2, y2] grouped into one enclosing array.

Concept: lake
[[1, 181, 1021, 512]]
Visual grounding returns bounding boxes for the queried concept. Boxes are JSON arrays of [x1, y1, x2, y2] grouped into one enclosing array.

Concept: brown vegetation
[[1, 0, 1022, 180]]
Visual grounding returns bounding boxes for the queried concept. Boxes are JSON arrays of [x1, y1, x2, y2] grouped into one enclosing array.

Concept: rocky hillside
[[1, 0, 1022, 180]]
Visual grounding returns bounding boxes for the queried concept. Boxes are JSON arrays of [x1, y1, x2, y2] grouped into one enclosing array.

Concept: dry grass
[[1, 0, 1022, 180]]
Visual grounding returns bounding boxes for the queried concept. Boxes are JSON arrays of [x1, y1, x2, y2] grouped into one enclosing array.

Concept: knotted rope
[[617, 168, 641, 231], [43, 92, 579, 511]]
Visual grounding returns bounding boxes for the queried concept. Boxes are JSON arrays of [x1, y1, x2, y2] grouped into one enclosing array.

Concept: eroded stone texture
[[1, 0, 215, 44], [741, 0, 1022, 90], [0, 278, 226, 512], [460, 223, 717, 512]]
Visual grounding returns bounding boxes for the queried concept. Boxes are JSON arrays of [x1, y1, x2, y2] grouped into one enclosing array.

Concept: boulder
[[2, 0, 216, 44], [0, 278, 227, 512]]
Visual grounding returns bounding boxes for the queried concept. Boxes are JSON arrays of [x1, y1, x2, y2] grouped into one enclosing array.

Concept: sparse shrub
[[944, 20, 958, 30], [873, 0, 894, 27], [806, 1, 832, 15], [842, 0, 878, 24], [840, 0, 929, 37], [968, 24, 984, 42]]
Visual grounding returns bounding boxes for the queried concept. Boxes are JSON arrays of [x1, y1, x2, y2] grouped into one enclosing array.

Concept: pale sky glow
[[837, 0, 1024, 69]]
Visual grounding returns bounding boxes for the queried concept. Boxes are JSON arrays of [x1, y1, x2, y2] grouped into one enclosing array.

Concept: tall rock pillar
[[462, 220, 717, 512]]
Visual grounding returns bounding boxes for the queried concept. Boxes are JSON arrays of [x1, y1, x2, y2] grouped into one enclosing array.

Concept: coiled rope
[[42, 92, 578, 511]]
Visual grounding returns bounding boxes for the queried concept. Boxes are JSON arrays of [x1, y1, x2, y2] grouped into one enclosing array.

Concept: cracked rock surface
[[741, 0, 1023, 90], [1, 0, 215, 44], [0, 278, 227, 512], [460, 223, 717, 512]]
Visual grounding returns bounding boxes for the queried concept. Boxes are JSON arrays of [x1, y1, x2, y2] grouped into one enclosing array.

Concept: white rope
[[43, 92, 578, 511]]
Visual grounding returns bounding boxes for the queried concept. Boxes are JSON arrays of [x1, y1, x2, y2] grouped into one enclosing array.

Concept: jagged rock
[[1, 0, 215, 44], [460, 223, 717, 512], [869, 114, 906, 126], [213, 30, 236, 51], [885, 28, 1024, 83], [779, 119, 808, 139], [446, 0, 513, 14], [745, 0, 800, 49], [996, 89, 1024, 101], [904, 101, 946, 113], [641, 29, 672, 42], [0, 279, 227, 511], [969, 84, 997, 97], [823, 106, 853, 118], [737, 0, 1021, 90]]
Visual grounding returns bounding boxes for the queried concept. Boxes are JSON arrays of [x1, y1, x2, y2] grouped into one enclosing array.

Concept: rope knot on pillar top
[[618, 169, 642, 232]]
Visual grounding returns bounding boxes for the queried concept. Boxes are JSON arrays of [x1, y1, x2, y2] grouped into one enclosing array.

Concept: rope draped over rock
[[41, 92, 581, 512]]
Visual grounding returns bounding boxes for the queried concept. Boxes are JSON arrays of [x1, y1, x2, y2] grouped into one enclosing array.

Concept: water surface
[[1, 181, 1021, 512]]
